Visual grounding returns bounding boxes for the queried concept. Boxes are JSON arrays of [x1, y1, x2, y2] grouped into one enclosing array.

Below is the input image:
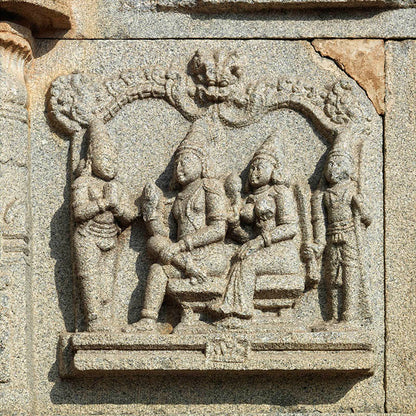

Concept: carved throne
[[167, 275, 228, 329], [247, 182, 309, 322], [165, 182, 311, 330]]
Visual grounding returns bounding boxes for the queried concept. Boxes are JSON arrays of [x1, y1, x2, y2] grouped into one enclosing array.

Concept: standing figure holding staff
[[303, 145, 372, 324]]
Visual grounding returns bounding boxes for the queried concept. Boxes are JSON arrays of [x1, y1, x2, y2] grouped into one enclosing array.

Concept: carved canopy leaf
[[48, 49, 368, 146]]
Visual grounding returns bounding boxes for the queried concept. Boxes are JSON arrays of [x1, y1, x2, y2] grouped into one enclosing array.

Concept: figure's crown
[[253, 132, 284, 165]]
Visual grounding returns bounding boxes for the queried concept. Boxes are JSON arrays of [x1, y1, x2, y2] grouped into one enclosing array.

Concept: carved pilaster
[[0, 21, 33, 383]]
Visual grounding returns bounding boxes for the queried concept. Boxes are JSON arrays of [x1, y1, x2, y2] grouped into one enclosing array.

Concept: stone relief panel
[[34, 41, 382, 411]]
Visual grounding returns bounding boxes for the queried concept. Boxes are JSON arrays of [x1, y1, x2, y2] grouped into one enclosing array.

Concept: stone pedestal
[[59, 330, 375, 377]]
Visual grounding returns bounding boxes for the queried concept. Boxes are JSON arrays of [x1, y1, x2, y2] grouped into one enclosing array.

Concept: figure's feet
[[311, 318, 366, 332], [208, 302, 250, 319], [310, 319, 337, 332], [135, 318, 159, 331], [121, 318, 158, 333], [215, 316, 252, 330], [121, 319, 173, 334], [86, 319, 112, 332], [336, 319, 366, 331], [173, 319, 214, 334], [208, 302, 230, 318]]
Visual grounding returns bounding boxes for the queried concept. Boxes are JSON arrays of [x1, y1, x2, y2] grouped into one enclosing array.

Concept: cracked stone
[[312, 39, 385, 115]]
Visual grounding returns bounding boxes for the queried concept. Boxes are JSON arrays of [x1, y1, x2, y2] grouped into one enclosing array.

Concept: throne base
[[58, 327, 374, 378]]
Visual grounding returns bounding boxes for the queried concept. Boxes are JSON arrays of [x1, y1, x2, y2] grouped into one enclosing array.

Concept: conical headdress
[[175, 120, 208, 160], [326, 139, 357, 180], [327, 143, 354, 165], [87, 118, 118, 180], [253, 132, 285, 166], [175, 119, 212, 178]]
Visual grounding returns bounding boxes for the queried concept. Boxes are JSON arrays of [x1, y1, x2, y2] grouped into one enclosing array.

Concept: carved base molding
[[59, 329, 374, 377]]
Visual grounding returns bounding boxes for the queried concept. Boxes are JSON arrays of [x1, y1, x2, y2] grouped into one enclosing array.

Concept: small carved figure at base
[[72, 119, 138, 332], [304, 146, 372, 324]]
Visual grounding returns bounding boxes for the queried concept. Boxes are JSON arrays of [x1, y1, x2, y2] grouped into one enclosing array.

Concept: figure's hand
[[237, 237, 263, 260], [160, 241, 185, 264], [224, 173, 242, 206], [230, 224, 250, 244], [104, 182, 119, 210], [361, 214, 372, 228], [185, 264, 207, 285], [301, 242, 324, 261], [301, 243, 315, 261], [142, 182, 162, 222], [89, 186, 103, 202], [353, 193, 372, 228], [228, 205, 241, 226]]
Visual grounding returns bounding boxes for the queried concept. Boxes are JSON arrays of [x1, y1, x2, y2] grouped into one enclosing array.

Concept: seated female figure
[[217, 135, 303, 320]]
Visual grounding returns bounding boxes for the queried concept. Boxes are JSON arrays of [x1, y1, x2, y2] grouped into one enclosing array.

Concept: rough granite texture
[[0, 0, 71, 33], [385, 40, 416, 414], [24, 39, 384, 415], [58, 1, 416, 40], [0, 0, 414, 415]]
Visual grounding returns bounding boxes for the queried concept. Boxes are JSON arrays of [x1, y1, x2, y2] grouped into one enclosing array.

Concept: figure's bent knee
[[147, 235, 170, 258], [148, 263, 170, 282]]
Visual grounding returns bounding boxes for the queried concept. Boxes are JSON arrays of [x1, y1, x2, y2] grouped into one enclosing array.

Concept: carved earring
[[271, 166, 283, 185]]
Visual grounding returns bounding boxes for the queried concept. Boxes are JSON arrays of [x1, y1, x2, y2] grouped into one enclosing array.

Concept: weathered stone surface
[[0, 0, 71, 33], [61, 2, 416, 40], [59, 331, 375, 377], [0, 0, 413, 414], [120, 0, 412, 12], [312, 39, 385, 115], [0, 21, 33, 415], [385, 40, 416, 414], [24, 39, 384, 415]]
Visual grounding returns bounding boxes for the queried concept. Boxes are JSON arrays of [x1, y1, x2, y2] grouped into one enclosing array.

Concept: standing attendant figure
[[72, 119, 137, 331], [303, 147, 372, 323]]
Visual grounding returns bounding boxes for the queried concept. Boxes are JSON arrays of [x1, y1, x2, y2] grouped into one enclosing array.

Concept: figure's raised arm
[[141, 182, 169, 237], [352, 191, 372, 228]]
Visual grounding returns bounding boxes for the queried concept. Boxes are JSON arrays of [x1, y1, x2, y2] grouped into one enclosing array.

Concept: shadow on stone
[[49, 149, 75, 333], [49, 372, 366, 406]]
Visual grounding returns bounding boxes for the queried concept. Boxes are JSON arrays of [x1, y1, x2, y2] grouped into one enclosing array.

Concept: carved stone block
[[37, 42, 383, 410], [59, 330, 375, 377], [3, 0, 413, 412], [0, 0, 71, 32]]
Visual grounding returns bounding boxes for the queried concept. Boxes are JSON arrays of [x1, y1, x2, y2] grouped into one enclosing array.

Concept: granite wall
[[0, 1, 415, 415]]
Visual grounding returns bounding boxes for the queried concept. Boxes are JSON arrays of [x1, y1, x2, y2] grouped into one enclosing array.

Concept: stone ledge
[[131, 0, 413, 12], [59, 330, 375, 377], [0, 0, 71, 33]]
